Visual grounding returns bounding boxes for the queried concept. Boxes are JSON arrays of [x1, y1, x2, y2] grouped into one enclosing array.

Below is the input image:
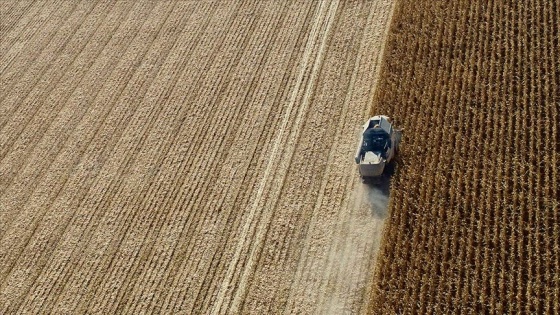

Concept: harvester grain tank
[[354, 115, 402, 179]]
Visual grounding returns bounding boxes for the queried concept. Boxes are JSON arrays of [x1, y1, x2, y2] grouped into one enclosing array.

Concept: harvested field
[[0, 0, 395, 314], [368, 0, 559, 314]]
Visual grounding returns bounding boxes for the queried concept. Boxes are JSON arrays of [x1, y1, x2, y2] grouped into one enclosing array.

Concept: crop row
[[368, 0, 559, 313]]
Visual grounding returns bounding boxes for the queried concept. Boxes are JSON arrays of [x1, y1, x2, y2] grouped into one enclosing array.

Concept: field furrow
[[16, 4, 216, 313], [0, 0, 35, 38], [0, 0, 50, 72], [0, 3, 195, 314], [0, 0, 100, 127], [0, 1, 140, 242]]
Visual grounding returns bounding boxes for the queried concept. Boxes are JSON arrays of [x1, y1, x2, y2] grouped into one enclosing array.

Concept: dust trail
[[318, 180, 391, 314], [363, 180, 390, 219]]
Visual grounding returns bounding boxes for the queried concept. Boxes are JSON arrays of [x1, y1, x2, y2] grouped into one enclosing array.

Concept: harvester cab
[[354, 115, 402, 179]]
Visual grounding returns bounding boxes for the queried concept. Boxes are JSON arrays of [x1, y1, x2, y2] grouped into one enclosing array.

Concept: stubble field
[[0, 1, 395, 314]]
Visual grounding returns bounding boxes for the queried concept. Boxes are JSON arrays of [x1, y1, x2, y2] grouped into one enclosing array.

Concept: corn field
[[368, 0, 559, 313]]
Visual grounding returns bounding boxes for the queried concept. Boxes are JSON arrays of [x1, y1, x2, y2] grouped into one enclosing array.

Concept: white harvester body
[[354, 115, 402, 179]]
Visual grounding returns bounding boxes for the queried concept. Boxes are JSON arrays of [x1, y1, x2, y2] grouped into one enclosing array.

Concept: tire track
[[145, 3, 318, 314], [90, 2, 258, 312], [189, 3, 316, 312], [242, 1, 365, 312], [211, 1, 339, 314], [151, 3, 300, 313], [130, 2, 284, 312], [278, 1, 395, 314], [210, 5, 320, 310]]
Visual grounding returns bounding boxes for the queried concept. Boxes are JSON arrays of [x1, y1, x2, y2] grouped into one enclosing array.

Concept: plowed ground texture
[[367, 0, 559, 314], [0, 1, 395, 314]]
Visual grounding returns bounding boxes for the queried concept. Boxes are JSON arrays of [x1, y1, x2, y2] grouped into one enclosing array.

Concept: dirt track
[[0, 1, 395, 313]]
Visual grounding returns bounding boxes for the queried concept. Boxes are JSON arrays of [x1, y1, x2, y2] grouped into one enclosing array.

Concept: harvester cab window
[[367, 120, 380, 129], [362, 128, 390, 153]]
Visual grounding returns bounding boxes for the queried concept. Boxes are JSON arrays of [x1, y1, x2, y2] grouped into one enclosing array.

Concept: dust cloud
[[318, 178, 392, 314], [363, 179, 390, 219]]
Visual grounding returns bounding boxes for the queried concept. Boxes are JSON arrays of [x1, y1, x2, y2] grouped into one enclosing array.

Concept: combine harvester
[[354, 115, 402, 181]]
